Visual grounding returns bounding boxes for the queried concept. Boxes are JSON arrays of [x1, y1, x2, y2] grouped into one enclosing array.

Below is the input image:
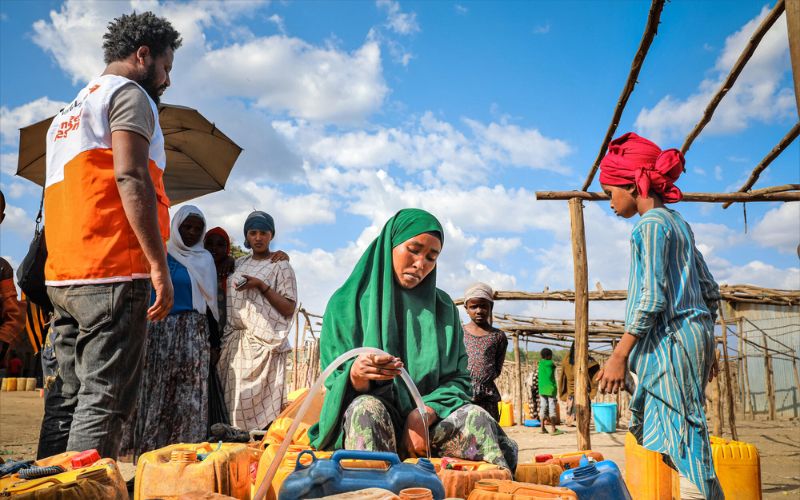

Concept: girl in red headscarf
[[595, 133, 723, 499]]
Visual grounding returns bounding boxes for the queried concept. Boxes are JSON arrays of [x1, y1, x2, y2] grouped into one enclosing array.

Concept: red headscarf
[[599, 132, 684, 203], [204, 226, 231, 257]]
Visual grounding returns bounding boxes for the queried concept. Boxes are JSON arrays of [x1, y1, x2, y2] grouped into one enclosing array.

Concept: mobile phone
[[234, 276, 248, 289]]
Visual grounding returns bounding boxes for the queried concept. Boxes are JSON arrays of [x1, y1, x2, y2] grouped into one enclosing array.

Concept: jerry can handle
[[330, 450, 401, 466], [294, 450, 318, 471]]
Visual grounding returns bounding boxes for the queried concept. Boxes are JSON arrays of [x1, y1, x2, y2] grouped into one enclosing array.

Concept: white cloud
[[0, 203, 34, 243], [454, 4, 468, 16], [275, 112, 573, 184], [751, 202, 800, 254], [1, 152, 19, 177], [31, 1, 387, 125], [533, 24, 550, 35], [376, 0, 420, 35], [478, 237, 522, 260], [197, 37, 387, 123], [268, 14, 286, 34], [635, 9, 794, 143], [1, 97, 67, 145], [177, 180, 337, 247], [709, 257, 800, 290]]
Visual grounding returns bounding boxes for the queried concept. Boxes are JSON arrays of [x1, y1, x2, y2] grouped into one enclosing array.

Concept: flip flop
[[551, 429, 565, 436]]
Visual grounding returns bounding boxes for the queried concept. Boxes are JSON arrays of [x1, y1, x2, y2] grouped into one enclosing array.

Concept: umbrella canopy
[[16, 103, 242, 205]]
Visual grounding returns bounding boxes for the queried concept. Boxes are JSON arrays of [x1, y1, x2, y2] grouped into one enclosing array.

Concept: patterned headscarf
[[599, 132, 684, 203], [464, 282, 494, 303]]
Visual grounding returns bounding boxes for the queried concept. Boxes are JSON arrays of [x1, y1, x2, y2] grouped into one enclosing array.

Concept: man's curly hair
[[102, 11, 182, 64]]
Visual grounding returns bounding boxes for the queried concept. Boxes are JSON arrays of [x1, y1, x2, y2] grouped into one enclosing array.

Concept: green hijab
[[308, 208, 471, 450]]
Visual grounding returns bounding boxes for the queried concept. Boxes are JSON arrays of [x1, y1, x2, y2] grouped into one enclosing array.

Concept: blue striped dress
[[625, 208, 724, 499]]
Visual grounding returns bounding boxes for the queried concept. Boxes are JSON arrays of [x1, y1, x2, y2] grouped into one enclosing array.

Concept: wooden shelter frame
[[531, 0, 800, 450]]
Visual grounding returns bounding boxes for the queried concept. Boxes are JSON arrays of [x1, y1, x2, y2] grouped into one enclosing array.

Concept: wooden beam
[[787, 0, 800, 114], [762, 331, 777, 420], [536, 188, 800, 203], [581, 0, 666, 191], [293, 308, 300, 391], [455, 284, 800, 306], [680, 0, 787, 155], [500, 325, 624, 336], [569, 198, 591, 450], [722, 123, 800, 208], [719, 304, 738, 440]]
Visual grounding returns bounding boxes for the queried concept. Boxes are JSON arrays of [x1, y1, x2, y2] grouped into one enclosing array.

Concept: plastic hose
[[253, 347, 430, 500]]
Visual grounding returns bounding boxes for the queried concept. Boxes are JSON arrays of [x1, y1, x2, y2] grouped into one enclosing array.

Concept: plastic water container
[[624, 432, 679, 500], [15, 378, 26, 391], [559, 456, 631, 500], [591, 403, 617, 432], [0, 458, 127, 498], [134, 442, 251, 499], [546, 451, 604, 470], [515, 463, 563, 486], [405, 458, 510, 498], [278, 450, 445, 500], [257, 445, 387, 500], [710, 436, 761, 500], [3, 378, 16, 391], [498, 402, 514, 427], [467, 479, 577, 499], [523, 419, 540, 427]]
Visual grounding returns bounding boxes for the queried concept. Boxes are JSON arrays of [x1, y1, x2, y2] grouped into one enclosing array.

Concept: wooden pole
[[569, 198, 591, 450], [536, 187, 800, 203], [711, 347, 723, 436], [736, 318, 745, 412], [293, 308, 300, 391], [513, 333, 524, 425], [792, 358, 800, 417], [719, 304, 738, 440], [680, 0, 786, 155], [761, 331, 777, 420], [722, 122, 800, 208], [787, 0, 800, 114], [612, 339, 621, 428], [739, 318, 754, 419], [580, 0, 666, 190]]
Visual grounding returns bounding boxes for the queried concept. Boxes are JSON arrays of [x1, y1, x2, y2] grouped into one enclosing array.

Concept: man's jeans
[[42, 280, 150, 459]]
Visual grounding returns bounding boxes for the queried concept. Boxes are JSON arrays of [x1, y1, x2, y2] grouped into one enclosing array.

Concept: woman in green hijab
[[308, 209, 517, 470]]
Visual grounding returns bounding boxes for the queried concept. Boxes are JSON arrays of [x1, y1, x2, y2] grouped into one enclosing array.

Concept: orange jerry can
[[624, 432, 679, 500], [710, 436, 761, 500], [545, 451, 604, 471], [405, 458, 511, 498], [467, 479, 577, 499], [0, 458, 127, 499], [514, 463, 563, 486], [134, 442, 251, 500]]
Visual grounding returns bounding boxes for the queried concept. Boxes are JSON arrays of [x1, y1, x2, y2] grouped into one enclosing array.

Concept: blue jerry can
[[278, 450, 445, 499], [559, 455, 632, 500]]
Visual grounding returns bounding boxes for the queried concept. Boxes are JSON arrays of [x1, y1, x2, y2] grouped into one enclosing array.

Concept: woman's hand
[[596, 352, 628, 394], [401, 406, 436, 458], [270, 250, 290, 263], [236, 274, 268, 293], [349, 353, 404, 393], [709, 352, 720, 383]]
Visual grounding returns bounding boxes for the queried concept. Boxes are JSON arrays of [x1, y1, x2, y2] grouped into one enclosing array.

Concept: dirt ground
[[2, 391, 799, 498]]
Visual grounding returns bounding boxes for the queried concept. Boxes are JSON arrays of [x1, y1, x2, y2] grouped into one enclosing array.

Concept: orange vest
[[44, 75, 170, 286]]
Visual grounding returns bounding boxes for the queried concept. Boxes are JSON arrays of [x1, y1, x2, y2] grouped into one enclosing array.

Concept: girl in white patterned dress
[[217, 211, 297, 431]]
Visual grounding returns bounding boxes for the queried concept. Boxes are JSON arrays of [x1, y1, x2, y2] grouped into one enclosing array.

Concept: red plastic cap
[[535, 454, 553, 463], [71, 449, 101, 468]]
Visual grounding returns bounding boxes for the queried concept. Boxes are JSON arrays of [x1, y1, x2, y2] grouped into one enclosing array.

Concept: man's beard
[[138, 63, 167, 104]]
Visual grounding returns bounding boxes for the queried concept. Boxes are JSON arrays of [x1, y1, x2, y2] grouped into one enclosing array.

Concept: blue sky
[[1, 0, 798, 324]]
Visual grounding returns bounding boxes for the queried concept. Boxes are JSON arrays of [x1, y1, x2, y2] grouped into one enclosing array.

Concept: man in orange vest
[[42, 12, 179, 458]]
